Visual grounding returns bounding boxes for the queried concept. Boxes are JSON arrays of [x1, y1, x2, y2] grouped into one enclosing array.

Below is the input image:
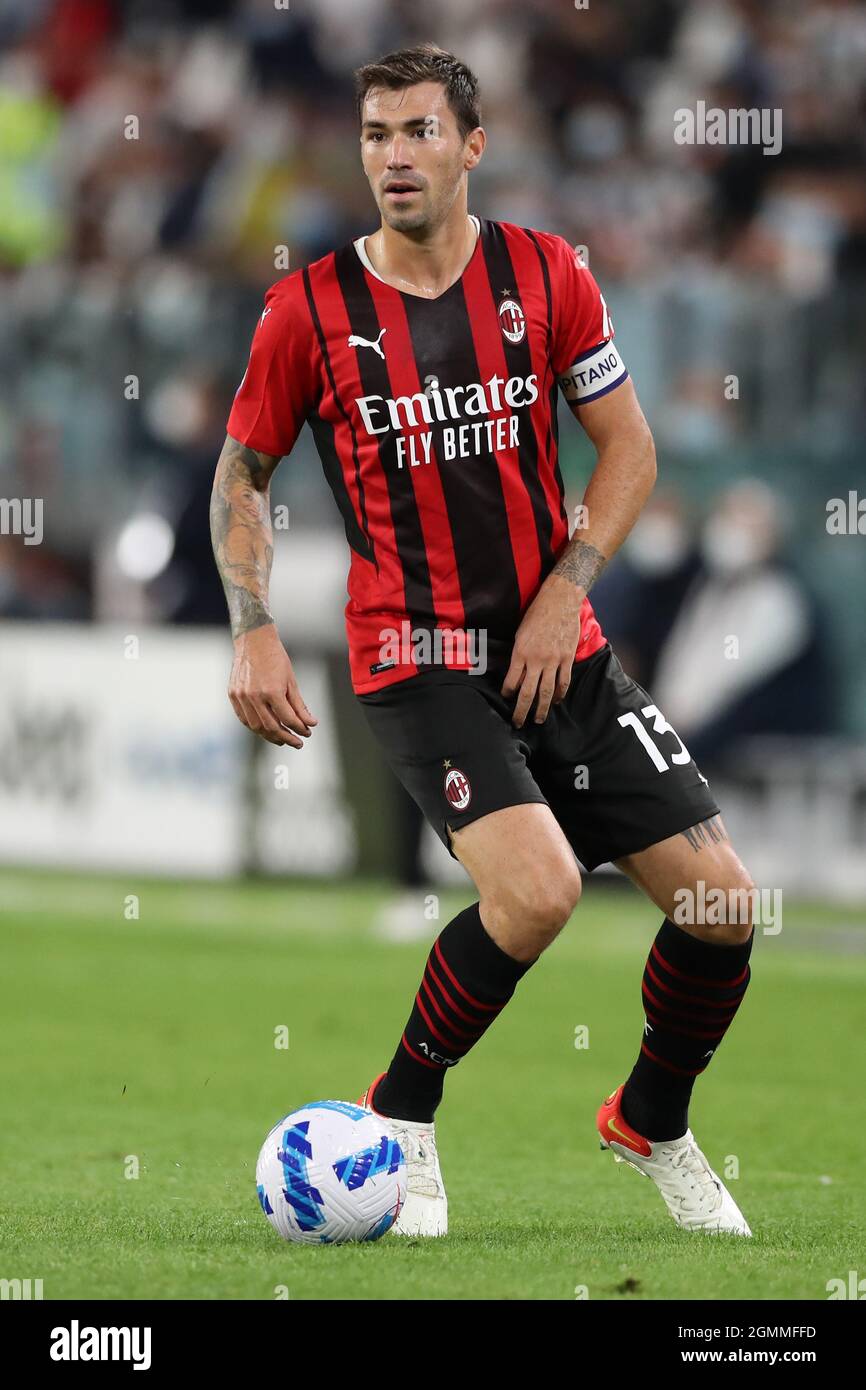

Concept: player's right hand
[[228, 624, 318, 748]]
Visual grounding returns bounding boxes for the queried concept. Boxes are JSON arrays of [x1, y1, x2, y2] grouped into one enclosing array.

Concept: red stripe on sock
[[640, 1041, 706, 1077], [653, 941, 749, 990], [642, 978, 739, 1028], [643, 999, 727, 1041], [419, 975, 479, 1041], [400, 1033, 441, 1069], [415, 989, 473, 1053], [433, 938, 501, 1012], [427, 953, 499, 1025], [645, 956, 746, 1009]]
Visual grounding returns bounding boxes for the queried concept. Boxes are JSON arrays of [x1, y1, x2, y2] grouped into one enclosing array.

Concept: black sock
[[372, 902, 537, 1123], [621, 917, 754, 1141]]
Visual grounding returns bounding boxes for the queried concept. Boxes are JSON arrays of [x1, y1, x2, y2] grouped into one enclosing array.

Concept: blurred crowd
[[0, 0, 864, 727]]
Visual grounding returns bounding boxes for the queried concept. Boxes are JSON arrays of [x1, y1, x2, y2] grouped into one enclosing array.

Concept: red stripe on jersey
[[363, 273, 466, 635], [461, 247, 542, 610], [502, 224, 570, 558], [305, 256, 408, 629]]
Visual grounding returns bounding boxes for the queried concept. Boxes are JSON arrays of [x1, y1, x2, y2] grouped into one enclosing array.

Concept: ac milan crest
[[444, 767, 472, 811], [498, 298, 526, 344]]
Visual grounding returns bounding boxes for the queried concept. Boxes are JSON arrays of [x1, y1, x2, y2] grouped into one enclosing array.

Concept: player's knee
[[531, 863, 582, 935], [486, 858, 581, 950], [692, 865, 757, 944], [724, 867, 758, 942]]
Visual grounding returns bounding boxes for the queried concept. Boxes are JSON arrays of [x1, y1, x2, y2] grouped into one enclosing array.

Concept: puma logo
[[348, 328, 387, 360]]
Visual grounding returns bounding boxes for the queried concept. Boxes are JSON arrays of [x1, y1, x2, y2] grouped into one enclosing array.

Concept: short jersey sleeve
[[226, 278, 318, 458], [548, 236, 629, 406]]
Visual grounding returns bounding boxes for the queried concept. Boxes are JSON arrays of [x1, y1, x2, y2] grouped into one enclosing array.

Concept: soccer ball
[[255, 1100, 407, 1243]]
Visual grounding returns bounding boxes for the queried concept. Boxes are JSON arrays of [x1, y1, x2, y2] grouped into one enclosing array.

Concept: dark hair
[[355, 43, 481, 142]]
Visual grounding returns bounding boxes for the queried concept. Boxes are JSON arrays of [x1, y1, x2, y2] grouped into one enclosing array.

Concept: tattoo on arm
[[681, 815, 728, 853], [552, 537, 607, 594], [210, 435, 281, 639]]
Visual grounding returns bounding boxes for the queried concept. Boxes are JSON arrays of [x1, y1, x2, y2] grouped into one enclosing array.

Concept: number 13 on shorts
[[618, 704, 692, 773]]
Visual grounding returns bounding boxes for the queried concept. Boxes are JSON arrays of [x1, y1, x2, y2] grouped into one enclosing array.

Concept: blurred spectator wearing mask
[[143, 373, 235, 625], [650, 480, 836, 770], [588, 490, 702, 690]]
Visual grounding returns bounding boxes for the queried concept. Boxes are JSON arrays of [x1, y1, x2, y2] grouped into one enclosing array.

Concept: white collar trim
[[354, 215, 481, 283]]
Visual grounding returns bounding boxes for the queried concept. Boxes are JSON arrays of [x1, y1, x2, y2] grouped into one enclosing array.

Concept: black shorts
[[357, 643, 719, 872]]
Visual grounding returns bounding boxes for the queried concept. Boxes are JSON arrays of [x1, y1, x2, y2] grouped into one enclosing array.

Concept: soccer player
[[211, 45, 756, 1239]]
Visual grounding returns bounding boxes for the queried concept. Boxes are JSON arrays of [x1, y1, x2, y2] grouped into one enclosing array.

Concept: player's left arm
[[503, 377, 656, 727]]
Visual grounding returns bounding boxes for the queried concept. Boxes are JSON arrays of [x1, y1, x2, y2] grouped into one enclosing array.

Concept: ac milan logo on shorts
[[444, 767, 472, 811], [498, 298, 526, 344]]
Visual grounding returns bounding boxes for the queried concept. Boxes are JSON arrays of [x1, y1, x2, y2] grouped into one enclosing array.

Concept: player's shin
[[620, 917, 754, 1141], [371, 902, 538, 1123]]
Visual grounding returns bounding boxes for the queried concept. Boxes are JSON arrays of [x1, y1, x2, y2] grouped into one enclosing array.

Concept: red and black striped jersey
[[227, 217, 629, 693]]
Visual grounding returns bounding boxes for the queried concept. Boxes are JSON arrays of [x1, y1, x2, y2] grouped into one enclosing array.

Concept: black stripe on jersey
[[306, 412, 376, 563], [525, 228, 554, 361], [303, 268, 376, 567], [400, 278, 522, 635], [526, 229, 566, 519], [480, 222, 555, 570], [333, 245, 436, 629]]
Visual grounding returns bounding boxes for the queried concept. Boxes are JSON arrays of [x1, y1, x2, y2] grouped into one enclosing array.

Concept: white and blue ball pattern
[[256, 1100, 407, 1243]]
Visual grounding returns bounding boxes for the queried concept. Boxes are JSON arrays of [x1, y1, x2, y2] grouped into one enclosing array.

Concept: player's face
[[360, 82, 472, 233]]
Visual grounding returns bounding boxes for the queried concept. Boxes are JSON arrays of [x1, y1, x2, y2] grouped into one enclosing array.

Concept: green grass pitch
[[1, 868, 864, 1301]]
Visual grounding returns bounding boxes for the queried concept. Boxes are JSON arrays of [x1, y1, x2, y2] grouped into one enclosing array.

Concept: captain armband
[[558, 340, 629, 405]]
